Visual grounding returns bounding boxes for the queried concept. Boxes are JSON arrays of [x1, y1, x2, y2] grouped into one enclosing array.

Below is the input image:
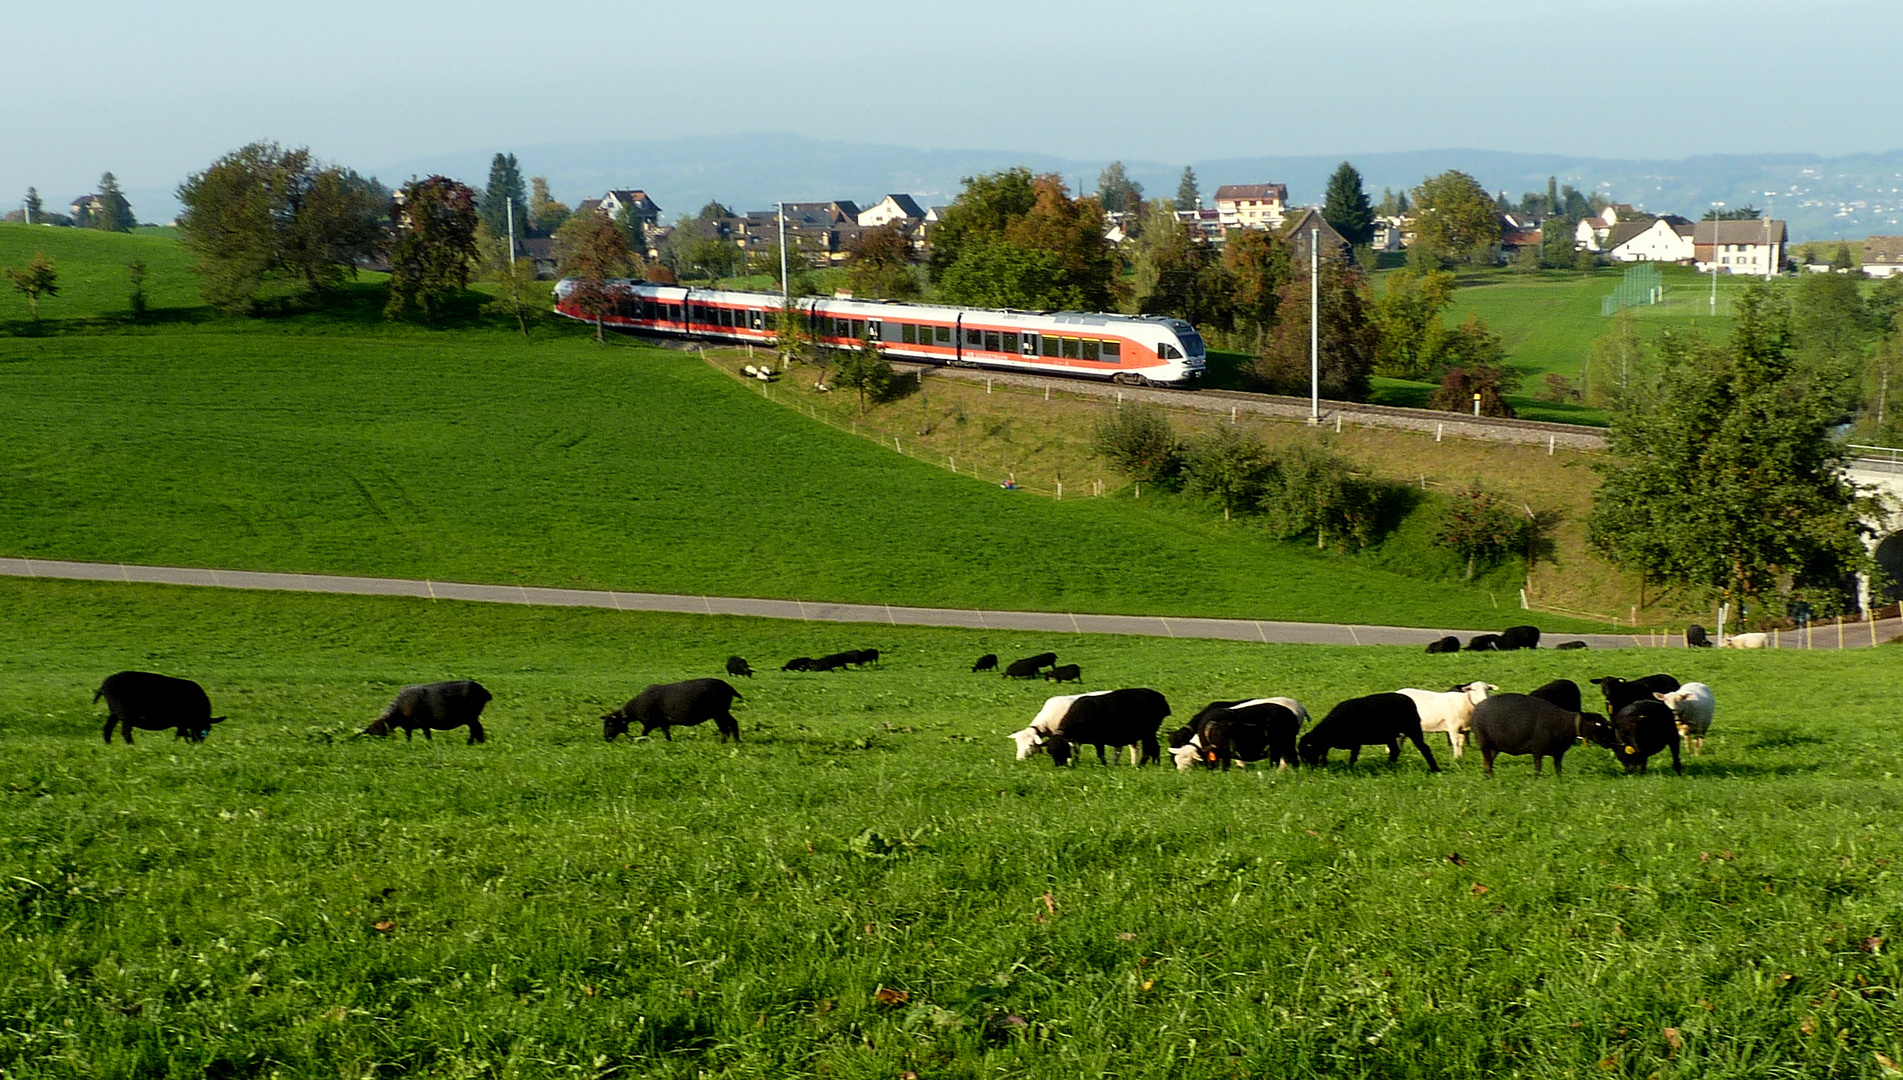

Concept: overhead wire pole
[[1309, 226, 1320, 424], [778, 202, 788, 296]]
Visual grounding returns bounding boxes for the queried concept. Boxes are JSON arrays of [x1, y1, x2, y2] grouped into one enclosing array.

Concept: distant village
[[508, 182, 1903, 282]]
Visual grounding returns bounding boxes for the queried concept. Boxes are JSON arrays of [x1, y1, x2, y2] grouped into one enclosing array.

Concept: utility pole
[[1309, 226, 1320, 424], [505, 197, 514, 267], [778, 202, 788, 296]]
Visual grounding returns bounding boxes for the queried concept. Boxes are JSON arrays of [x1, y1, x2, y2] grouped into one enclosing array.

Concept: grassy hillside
[[0, 228, 1605, 631], [2, 577, 1899, 1078], [1, 223, 204, 322]]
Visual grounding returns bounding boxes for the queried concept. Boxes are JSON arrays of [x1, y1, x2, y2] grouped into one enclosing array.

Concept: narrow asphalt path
[[4, 557, 1895, 651]]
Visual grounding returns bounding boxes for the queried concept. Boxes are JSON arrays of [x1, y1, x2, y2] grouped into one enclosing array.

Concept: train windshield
[[1179, 330, 1207, 358]]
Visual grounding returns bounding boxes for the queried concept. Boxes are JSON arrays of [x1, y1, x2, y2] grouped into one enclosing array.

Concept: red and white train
[[552, 281, 1208, 386]]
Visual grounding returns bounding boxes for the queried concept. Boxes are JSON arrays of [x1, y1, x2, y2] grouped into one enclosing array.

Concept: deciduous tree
[[1257, 445, 1391, 551], [1222, 226, 1290, 342], [926, 167, 1037, 282], [176, 142, 386, 311], [1435, 485, 1526, 580], [529, 176, 570, 233], [4, 251, 58, 321], [1253, 262, 1378, 399], [1410, 170, 1501, 266], [846, 224, 919, 300], [385, 176, 480, 322], [553, 211, 637, 342], [1091, 404, 1180, 484], [485, 257, 544, 339], [1321, 162, 1375, 248], [1588, 283, 1880, 617], [1370, 266, 1456, 379], [1182, 425, 1267, 519]]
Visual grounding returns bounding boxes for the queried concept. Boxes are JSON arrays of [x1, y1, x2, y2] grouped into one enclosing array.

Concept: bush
[[1435, 485, 1527, 580], [1181, 425, 1268, 519], [1091, 404, 1181, 484], [1258, 445, 1401, 551]]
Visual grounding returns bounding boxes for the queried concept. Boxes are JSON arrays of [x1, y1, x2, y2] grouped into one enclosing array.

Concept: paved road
[[4, 557, 1895, 650]]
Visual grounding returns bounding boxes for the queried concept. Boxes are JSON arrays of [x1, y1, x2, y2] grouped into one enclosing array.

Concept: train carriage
[[553, 280, 1206, 386]]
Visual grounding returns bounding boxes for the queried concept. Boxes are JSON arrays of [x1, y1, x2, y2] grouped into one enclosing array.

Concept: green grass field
[[3, 577, 1900, 1078]]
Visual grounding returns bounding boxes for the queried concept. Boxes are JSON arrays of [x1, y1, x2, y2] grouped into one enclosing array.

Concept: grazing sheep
[[972, 654, 999, 673], [1008, 691, 1111, 760], [1004, 652, 1058, 679], [1425, 635, 1461, 654], [1043, 664, 1083, 684], [1526, 678, 1583, 713], [1553, 640, 1589, 650], [1722, 632, 1769, 650], [1654, 682, 1715, 755], [1686, 624, 1714, 648], [1465, 634, 1501, 652], [1469, 693, 1605, 778], [1590, 674, 1681, 715], [1171, 699, 1302, 771], [1044, 688, 1170, 767], [1592, 700, 1683, 775], [603, 678, 743, 743], [1393, 681, 1497, 758], [781, 657, 816, 672], [726, 656, 754, 679], [95, 671, 225, 745], [1496, 625, 1542, 651], [1297, 693, 1439, 772], [364, 681, 492, 744]]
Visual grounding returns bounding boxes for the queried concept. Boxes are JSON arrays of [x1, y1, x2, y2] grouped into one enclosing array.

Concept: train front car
[[1138, 317, 1207, 386]]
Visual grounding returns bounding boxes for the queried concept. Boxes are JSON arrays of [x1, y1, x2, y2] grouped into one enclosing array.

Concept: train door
[[1020, 332, 1039, 357]]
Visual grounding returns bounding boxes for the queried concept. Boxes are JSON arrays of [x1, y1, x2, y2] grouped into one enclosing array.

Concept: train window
[[1002, 332, 1019, 354], [1020, 333, 1037, 354], [1160, 343, 1182, 360], [900, 323, 916, 344], [1041, 335, 1061, 357], [965, 327, 982, 348], [868, 320, 882, 341], [852, 319, 866, 341], [984, 330, 1001, 353], [763, 310, 779, 330], [1062, 337, 1080, 360], [719, 308, 733, 327], [751, 311, 764, 330], [1100, 339, 1120, 359], [934, 325, 952, 344], [1082, 339, 1100, 361]]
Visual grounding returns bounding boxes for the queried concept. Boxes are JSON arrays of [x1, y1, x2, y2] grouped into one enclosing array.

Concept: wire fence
[[1600, 263, 1663, 316]]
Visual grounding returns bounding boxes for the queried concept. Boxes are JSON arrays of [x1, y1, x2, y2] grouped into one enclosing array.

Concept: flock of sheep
[[996, 649, 1717, 778], [88, 628, 1719, 780]]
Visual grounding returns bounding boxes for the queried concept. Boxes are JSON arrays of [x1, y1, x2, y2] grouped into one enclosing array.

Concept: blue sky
[[11, 0, 1903, 218]]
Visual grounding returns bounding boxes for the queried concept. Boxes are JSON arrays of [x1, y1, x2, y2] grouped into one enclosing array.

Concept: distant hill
[[126, 134, 1897, 244]]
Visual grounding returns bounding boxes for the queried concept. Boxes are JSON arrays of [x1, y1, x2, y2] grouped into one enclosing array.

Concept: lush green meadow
[[3, 577, 1900, 1078]]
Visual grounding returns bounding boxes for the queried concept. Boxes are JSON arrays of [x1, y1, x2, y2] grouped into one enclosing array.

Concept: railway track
[[908, 363, 1612, 451]]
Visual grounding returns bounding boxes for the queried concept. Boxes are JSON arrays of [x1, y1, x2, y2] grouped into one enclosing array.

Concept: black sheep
[[603, 678, 743, 743], [1598, 700, 1683, 775], [364, 681, 492, 744], [1043, 664, 1083, 684], [1297, 693, 1439, 772], [781, 657, 816, 672], [1181, 699, 1301, 770], [1686, 624, 1714, 648], [1045, 688, 1170, 767], [1590, 674, 1681, 715], [1469, 693, 1603, 778], [1465, 634, 1501, 652], [95, 671, 225, 745], [1497, 625, 1542, 651], [972, 654, 999, 673], [726, 656, 754, 678], [1425, 636, 1461, 654], [1526, 678, 1583, 713]]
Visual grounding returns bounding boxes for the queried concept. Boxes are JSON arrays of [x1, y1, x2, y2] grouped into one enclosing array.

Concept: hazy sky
[[11, 0, 1903, 216]]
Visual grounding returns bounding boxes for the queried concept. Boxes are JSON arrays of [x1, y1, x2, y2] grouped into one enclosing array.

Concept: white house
[[1214, 183, 1289, 232], [1575, 215, 1609, 251], [1608, 216, 1695, 262], [1863, 236, 1903, 278], [1693, 219, 1787, 274], [1371, 215, 1407, 252], [857, 194, 925, 228], [599, 189, 662, 226]]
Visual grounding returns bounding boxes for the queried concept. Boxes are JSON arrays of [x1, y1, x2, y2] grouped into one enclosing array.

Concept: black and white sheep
[[1044, 688, 1170, 767]]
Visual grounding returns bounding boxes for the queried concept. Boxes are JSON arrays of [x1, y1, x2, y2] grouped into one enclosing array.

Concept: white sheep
[[1394, 681, 1498, 759], [1723, 632, 1769, 649], [1654, 682, 1716, 755]]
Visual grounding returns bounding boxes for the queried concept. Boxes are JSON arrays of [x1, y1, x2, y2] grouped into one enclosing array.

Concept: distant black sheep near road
[[1044, 664, 1083, 684], [95, 671, 225, 744], [852, 648, 880, 666], [1465, 634, 1501, 652], [1425, 636, 1461, 654], [1497, 625, 1542, 651], [1553, 640, 1589, 650], [603, 678, 743, 743], [971, 654, 998, 673], [1003, 655, 1051, 679], [1686, 624, 1714, 648], [781, 657, 816, 672], [1297, 693, 1439, 771], [364, 681, 492, 744], [726, 656, 754, 678]]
